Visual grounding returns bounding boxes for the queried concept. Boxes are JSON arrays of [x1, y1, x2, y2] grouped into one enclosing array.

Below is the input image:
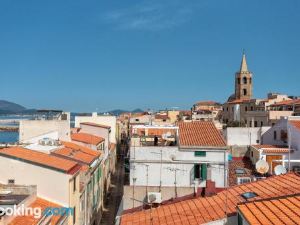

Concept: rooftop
[[195, 101, 221, 106], [0, 147, 81, 174], [290, 120, 300, 132], [120, 172, 300, 225], [178, 121, 226, 147], [252, 145, 290, 153], [229, 159, 256, 186], [9, 197, 63, 225], [238, 194, 300, 225], [71, 132, 104, 145], [52, 141, 100, 165], [80, 122, 111, 129], [270, 99, 300, 107]]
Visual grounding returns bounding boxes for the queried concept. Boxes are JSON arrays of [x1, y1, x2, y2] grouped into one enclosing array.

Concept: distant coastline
[[0, 127, 19, 132]]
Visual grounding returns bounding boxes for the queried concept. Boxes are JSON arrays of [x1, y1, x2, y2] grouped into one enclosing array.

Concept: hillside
[[0, 100, 26, 114]]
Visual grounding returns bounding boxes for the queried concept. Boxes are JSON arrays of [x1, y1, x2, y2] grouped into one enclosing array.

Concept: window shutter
[[201, 164, 207, 180]]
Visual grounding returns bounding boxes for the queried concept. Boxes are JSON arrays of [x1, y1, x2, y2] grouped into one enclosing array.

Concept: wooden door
[[266, 155, 282, 174]]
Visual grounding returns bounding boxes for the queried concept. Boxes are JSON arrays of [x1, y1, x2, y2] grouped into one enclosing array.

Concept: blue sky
[[0, 0, 299, 112]]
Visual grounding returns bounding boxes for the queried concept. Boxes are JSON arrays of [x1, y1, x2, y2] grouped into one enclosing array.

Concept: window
[[194, 151, 206, 157], [241, 192, 258, 200], [237, 78, 241, 84], [243, 77, 247, 84], [254, 121, 258, 127], [261, 121, 263, 127], [243, 89, 247, 96], [245, 107, 248, 111], [238, 213, 243, 225], [251, 151, 254, 157], [135, 119, 139, 122], [227, 107, 229, 112], [250, 106, 254, 111], [73, 176, 76, 192], [8, 179, 15, 184], [194, 164, 207, 180], [73, 207, 76, 225], [274, 131, 277, 140]]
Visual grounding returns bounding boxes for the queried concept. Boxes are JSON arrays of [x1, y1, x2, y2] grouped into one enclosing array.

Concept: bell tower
[[235, 52, 253, 100]]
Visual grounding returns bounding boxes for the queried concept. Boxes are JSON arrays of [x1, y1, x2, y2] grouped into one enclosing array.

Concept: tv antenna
[[164, 167, 186, 198]]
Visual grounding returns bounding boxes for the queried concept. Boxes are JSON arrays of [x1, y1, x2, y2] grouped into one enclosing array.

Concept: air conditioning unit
[[237, 177, 251, 185], [147, 192, 162, 204], [252, 177, 266, 182]]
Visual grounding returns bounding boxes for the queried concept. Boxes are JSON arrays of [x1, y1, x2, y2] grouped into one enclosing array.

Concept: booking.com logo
[[0, 205, 74, 219]]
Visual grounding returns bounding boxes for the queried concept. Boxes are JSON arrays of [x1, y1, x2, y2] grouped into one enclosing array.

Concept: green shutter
[[201, 164, 207, 180], [195, 151, 206, 157]]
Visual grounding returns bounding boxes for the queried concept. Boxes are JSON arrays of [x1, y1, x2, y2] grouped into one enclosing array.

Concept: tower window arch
[[243, 77, 247, 84], [243, 89, 247, 96]]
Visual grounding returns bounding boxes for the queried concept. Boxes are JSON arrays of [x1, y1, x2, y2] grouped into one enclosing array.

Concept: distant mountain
[[0, 100, 26, 114], [108, 108, 144, 116]]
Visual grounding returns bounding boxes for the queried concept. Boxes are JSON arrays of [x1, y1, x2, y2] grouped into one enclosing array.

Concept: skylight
[[241, 192, 258, 200], [235, 168, 245, 175]]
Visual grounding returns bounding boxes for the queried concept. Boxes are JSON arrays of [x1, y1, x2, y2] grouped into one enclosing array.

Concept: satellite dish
[[256, 160, 269, 174], [274, 165, 287, 175]]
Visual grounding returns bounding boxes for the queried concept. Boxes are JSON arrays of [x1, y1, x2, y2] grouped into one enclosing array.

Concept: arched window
[[243, 77, 247, 84], [237, 78, 241, 85], [243, 89, 247, 96], [249, 78, 252, 84]]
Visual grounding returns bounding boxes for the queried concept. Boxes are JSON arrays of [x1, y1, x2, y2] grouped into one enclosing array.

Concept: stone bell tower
[[235, 52, 253, 100]]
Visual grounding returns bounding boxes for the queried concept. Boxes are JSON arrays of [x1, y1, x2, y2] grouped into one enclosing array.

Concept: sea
[[0, 115, 33, 143]]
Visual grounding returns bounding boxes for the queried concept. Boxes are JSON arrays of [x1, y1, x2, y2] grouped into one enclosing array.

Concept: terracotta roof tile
[[120, 173, 300, 225], [178, 121, 226, 147], [252, 145, 290, 153], [71, 132, 104, 145], [238, 194, 300, 225], [0, 147, 80, 174], [52, 141, 100, 165], [9, 198, 63, 225], [270, 99, 300, 107], [290, 120, 300, 132], [195, 101, 220, 106], [80, 122, 111, 129]]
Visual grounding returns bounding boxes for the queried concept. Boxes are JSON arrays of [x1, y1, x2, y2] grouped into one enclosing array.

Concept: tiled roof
[[71, 132, 104, 145], [9, 198, 62, 225], [290, 120, 300, 132], [120, 173, 300, 225], [109, 143, 116, 152], [229, 159, 256, 186], [195, 101, 220, 106], [252, 145, 290, 153], [52, 141, 100, 165], [238, 194, 300, 225], [154, 114, 170, 120], [0, 147, 80, 174], [227, 99, 252, 104], [178, 121, 226, 147], [80, 122, 111, 129], [270, 99, 300, 107]]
